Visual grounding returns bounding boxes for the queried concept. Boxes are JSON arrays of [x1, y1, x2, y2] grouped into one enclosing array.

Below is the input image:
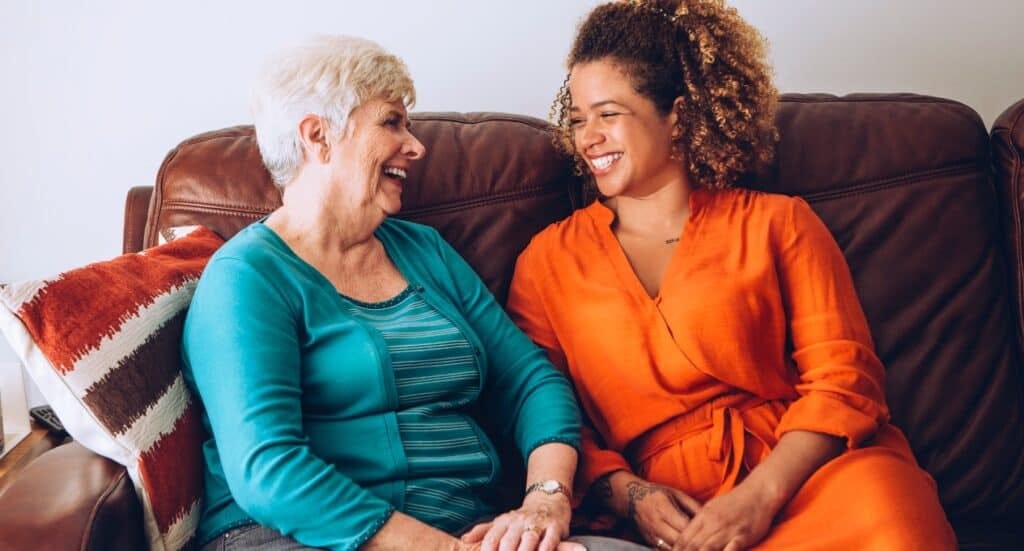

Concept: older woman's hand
[[460, 492, 583, 551]]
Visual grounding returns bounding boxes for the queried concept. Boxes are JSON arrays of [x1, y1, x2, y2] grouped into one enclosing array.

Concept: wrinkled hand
[[675, 482, 776, 551], [454, 540, 583, 551], [460, 493, 582, 551], [624, 480, 701, 550]]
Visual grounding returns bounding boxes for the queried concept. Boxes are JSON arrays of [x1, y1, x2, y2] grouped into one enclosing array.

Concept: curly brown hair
[[552, 0, 778, 190]]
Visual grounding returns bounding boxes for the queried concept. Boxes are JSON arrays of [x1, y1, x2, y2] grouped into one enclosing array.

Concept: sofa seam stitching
[[799, 162, 981, 203], [401, 187, 567, 216], [160, 201, 272, 214], [778, 96, 966, 106]]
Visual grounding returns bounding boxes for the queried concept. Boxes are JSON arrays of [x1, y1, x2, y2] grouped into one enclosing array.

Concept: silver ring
[[655, 537, 670, 550]]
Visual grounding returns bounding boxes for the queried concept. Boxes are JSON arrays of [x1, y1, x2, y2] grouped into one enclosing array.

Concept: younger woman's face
[[568, 58, 685, 198]]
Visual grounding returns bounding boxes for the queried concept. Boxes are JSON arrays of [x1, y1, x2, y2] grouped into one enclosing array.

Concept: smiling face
[[568, 59, 686, 198], [330, 98, 425, 216]]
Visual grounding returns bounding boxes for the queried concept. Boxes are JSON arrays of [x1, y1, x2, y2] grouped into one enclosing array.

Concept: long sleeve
[[773, 198, 890, 448], [433, 232, 581, 459], [182, 256, 394, 550], [507, 242, 632, 498]]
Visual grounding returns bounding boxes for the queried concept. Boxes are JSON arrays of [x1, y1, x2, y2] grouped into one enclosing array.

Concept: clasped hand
[[629, 480, 777, 551], [459, 492, 582, 551]]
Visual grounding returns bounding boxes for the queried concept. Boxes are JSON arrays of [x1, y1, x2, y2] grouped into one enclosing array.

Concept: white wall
[[2, 0, 1023, 283], [1, 0, 1023, 401]]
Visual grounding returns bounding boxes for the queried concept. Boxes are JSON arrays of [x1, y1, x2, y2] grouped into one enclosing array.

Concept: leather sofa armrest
[[123, 185, 154, 254], [0, 442, 145, 551]]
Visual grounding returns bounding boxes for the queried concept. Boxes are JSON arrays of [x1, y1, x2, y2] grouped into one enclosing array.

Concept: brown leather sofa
[[1, 93, 1023, 550]]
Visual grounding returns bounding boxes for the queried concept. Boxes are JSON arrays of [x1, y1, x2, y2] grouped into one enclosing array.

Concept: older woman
[[181, 35, 586, 551], [508, 1, 956, 550]]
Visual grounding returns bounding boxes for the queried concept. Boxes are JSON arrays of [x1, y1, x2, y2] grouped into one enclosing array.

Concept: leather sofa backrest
[[144, 94, 1024, 527], [145, 113, 579, 305], [760, 94, 1024, 524], [993, 98, 1024, 356]]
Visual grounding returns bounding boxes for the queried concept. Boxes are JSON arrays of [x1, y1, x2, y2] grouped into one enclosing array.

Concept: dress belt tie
[[629, 396, 771, 494], [709, 406, 748, 491]]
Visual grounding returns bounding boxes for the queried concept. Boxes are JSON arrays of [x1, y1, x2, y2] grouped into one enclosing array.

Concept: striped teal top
[[340, 286, 493, 532]]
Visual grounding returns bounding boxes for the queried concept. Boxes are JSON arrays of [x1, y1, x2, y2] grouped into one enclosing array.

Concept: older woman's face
[[330, 98, 425, 216]]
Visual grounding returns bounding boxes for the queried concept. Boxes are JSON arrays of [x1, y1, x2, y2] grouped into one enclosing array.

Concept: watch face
[[541, 480, 559, 492]]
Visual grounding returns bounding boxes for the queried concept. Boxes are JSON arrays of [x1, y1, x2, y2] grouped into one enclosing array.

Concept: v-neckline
[[588, 188, 710, 304]]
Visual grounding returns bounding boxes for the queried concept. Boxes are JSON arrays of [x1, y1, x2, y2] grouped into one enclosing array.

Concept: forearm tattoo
[[625, 481, 669, 521]]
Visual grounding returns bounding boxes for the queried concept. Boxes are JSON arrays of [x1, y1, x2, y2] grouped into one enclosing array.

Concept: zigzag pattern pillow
[[0, 226, 224, 551]]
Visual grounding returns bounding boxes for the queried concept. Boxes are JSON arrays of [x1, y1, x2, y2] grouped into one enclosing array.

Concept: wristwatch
[[525, 479, 572, 500]]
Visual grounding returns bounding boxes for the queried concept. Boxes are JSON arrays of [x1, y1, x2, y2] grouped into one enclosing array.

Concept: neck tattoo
[[665, 237, 680, 245]]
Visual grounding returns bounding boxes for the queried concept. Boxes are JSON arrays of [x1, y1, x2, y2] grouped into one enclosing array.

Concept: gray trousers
[[200, 523, 650, 550]]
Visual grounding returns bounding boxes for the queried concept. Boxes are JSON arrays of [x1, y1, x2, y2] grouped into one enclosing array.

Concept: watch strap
[[525, 479, 572, 500]]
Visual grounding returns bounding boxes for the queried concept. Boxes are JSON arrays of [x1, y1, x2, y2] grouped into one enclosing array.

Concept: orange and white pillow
[[0, 226, 224, 551]]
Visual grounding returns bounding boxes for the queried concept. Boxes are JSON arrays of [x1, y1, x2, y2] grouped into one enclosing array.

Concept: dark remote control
[[29, 405, 67, 435]]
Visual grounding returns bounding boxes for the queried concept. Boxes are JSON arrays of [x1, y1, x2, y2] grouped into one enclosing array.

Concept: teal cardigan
[[181, 218, 581, 550]]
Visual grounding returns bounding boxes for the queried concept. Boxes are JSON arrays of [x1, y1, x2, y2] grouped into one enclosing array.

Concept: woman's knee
[[569, 535, 651, 550]]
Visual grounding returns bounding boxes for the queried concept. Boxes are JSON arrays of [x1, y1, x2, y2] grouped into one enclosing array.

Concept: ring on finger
[[655, 537, 670, 550], [524, 524, 543, 536]]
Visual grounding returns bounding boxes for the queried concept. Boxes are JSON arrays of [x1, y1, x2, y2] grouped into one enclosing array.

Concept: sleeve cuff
[[776, 393, 886, 449], [576, 450, 633, 504], [526, 436, 583, 458], [348, 506, 397, 551]]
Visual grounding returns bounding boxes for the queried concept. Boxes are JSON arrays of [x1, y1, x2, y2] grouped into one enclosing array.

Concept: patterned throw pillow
[[0, 227, 224, 551]]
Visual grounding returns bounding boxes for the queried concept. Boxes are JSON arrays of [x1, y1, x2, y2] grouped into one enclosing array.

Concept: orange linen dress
[[507, 188, 956, 549]]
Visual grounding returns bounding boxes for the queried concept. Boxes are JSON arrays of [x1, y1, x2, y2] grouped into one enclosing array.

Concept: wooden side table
[[0, 422, 65, 493]]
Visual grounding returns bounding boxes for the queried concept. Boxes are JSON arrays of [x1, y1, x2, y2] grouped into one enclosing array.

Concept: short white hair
[[250, 35, 416, 187]]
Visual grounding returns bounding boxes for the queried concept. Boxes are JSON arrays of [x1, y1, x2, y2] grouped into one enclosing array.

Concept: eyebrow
[[380, 108, 413, 126], [569, 100, 624, 112]]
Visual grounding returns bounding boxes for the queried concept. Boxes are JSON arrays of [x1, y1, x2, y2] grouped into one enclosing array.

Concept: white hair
[[250, 35, 416, 188]]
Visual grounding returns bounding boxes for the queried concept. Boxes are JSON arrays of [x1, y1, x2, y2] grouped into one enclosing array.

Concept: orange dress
[[507, 188, 956, 549]]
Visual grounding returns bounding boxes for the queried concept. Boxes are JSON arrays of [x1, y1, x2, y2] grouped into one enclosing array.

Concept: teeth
[[591, 153, 622, 170], [383, 167, 407, 179]]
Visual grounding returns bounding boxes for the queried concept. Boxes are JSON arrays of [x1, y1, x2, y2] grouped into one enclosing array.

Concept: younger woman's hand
[[624, 480, 702, 550], [674, 480, 777, 551], [460, 492, 582, 551]]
